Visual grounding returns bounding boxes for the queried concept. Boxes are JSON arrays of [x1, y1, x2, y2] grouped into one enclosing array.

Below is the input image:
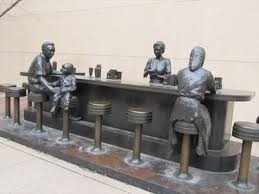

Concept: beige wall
[[0, 0, 258, 124]]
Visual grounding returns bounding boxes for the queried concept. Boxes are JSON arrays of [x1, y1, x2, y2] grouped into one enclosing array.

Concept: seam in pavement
[[0, 141, 133, 194]]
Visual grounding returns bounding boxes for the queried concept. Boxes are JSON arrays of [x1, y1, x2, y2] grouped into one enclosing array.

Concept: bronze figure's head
[[189, 46, 206, 71], [61, 63, 74, 75], [41, 41, 55, 60], [153, 41, 165, 59]]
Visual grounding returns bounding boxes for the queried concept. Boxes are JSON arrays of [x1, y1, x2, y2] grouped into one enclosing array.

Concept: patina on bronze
[[169, 46, 216, 156], [144, 41, 171, 84], [126, 107, 152, 165], [231, 121, 259, 191]]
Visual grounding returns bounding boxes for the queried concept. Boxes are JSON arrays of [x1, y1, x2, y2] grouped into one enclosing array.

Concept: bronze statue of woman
[[144, 41, 171, 84]]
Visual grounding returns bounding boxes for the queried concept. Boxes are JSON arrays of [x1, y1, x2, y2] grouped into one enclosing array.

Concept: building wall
[[0, 0, 258, 125]]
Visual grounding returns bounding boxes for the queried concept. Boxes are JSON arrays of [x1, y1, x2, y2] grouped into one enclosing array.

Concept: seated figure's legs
[[63, 92, 71, 111], [50, 91, 62, 113]]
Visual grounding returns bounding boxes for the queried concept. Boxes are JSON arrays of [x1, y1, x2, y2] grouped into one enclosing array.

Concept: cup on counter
[[215, 77, 222, 89], [89, 67, 93, 77], [117, 71, 122, 80]]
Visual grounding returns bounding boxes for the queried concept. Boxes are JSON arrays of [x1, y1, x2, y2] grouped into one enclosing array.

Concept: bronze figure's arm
[[143, 59, 152, 77]]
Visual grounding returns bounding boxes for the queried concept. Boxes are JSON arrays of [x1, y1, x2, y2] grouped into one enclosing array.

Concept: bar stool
[[87, 100, 112, 153], [29, 92, 47, 133], [231, 121, 259, 190], [58, 96, 79, 142], [22, 82, 32, 108], [126, 107, 152, 165], [174, 121, 198, 180], [6, 87, 26, 127], [0, 84, 16, 119]]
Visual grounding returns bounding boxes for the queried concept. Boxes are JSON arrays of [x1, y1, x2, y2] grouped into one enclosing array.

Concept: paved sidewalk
[[0, 137, 152, 194]]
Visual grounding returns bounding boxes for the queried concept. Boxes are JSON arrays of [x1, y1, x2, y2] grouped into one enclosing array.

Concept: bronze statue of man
[[144, 41, 171, 84], [169, 46, 216, 156], [28, 42, 58, 95]]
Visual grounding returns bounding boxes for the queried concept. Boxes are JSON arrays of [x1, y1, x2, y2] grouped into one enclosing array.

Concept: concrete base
[[0, 119, 258, 194]]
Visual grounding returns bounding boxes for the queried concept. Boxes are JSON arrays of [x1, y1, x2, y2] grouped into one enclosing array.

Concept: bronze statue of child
[[50, 63, 77, 115]]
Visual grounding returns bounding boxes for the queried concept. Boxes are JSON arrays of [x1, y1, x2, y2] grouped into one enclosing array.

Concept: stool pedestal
[[87, 100, 112, 153], [4, 95, 11, 119], [92, 115, 103, 152], [232, 140, 252, 190], [35, 102, 43, 132], [61, 110, 70, 142], [6, 87, 26, 127], [174, 121, 198, 180], [29, 93, 47, 133], [131, 124, 143, 164], [126, 107, 152, 165], [231, 121, 259, 191], [0, 84, 16, 119], [175, 134, 192, 180]]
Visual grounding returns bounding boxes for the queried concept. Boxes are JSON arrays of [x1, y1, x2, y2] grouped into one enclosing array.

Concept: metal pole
[[237, 140, 252, 184], [5, 94, 11, 118], [62, 110, 70, 140], [94, 115, 102, 149], [132, 124, 143, 162], [179, 134, 190, 174], [13, 97, 20, 125], [35, 102, 43, 131], [27, 90, 32, 107]]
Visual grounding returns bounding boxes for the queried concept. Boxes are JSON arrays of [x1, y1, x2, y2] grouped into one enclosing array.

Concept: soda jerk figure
[[50, 63, 77, 115], [144, 41, 171, 84], [169, 47, 216, 156]]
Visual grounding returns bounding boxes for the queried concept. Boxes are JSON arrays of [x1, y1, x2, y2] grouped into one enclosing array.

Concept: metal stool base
[[129, 158, 143, 165], [174, 171, 193, 181], [8, 122, 23, 129], [230, 180, 254, 191], [31, 128, 46, 134], [89, 146, 106, 154]]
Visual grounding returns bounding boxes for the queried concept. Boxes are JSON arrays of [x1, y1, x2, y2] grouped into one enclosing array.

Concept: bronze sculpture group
[[28, 41, 216, 157], [17, 41, 258, 192]]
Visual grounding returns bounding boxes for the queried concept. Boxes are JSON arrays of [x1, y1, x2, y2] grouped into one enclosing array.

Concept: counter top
[[20, 71, 255, 102], [75, 76, 255, 102]]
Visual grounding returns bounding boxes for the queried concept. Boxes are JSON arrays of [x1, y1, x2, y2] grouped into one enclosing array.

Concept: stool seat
[[233, 121, 259, 142], [87, 100, 112, 115], [174, 121, 198, 135], [6, 87, 26, 97], [126, 107, 152, 124], [22, 82, 30, 90], [29, 92, 48, 103], [0, 84, 16, 92]]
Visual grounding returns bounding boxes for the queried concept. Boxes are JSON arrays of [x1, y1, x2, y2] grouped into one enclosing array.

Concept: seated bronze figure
[[169, 46, 216, 156], [50, 63, 77, 115], [28, 42, 59, 95], [144, 41, 171, 84]]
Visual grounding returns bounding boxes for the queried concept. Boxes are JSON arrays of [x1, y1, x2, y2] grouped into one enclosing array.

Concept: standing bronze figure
[[144, 41, 171, 84], [28, 42, 59, 95], [169, 46, 216, 156]]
